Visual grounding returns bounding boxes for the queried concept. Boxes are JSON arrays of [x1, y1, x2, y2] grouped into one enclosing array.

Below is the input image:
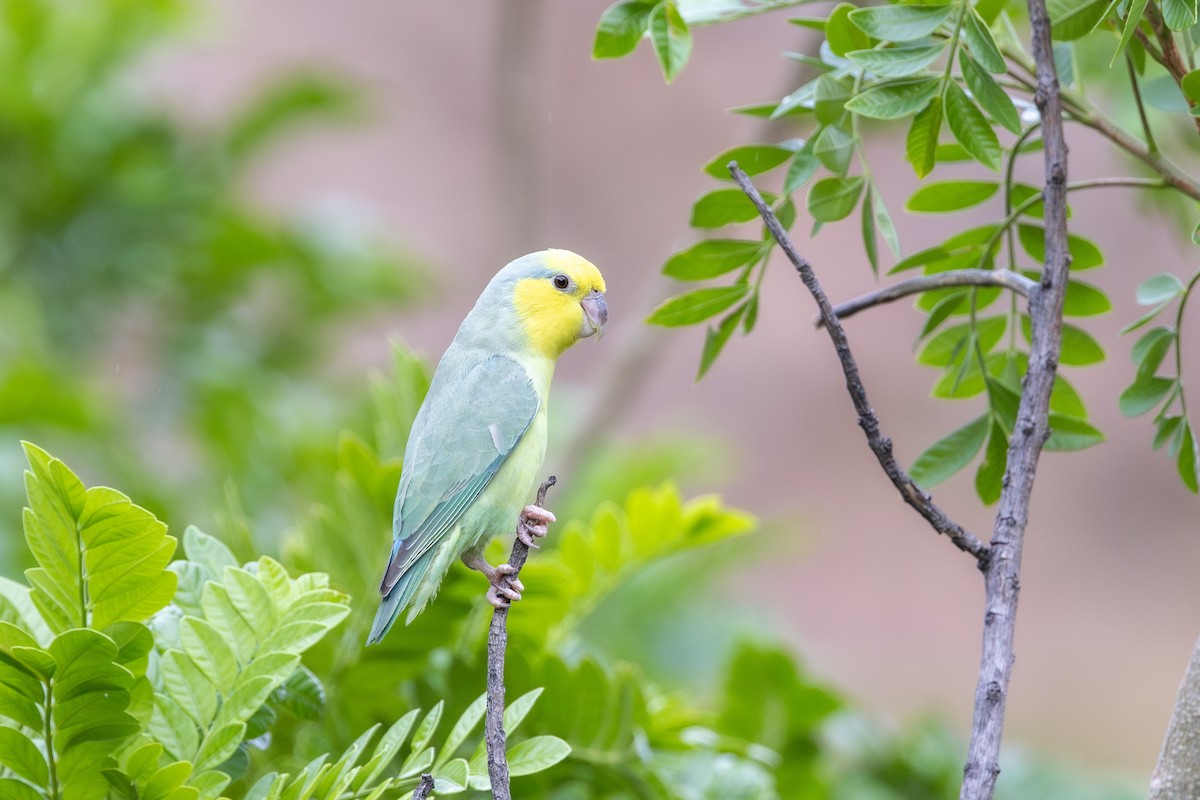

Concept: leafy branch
[[1119, 271, 1200, 490]]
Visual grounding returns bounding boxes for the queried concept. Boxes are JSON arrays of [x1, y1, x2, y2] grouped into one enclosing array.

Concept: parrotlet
[[367, 250, 607, 645]]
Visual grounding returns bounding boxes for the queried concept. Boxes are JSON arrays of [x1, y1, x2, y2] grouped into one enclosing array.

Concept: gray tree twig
[[1150, 634, 1200, 798], [412, 773, 435, 800], [959, 0, 1071, 794], [485, 476, 556, 800], [820, 269, 1037, 328], [727, 163, 989, 565]]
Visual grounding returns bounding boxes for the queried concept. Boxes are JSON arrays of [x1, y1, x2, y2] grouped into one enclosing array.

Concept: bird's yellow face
[[513, 249, 608, 360]]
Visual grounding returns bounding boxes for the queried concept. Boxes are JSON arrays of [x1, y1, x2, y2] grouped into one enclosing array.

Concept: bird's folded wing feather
[[379, 353, 539, 593]]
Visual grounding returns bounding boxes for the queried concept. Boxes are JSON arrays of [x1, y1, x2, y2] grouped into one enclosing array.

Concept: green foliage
[[1119, 273, 1200, 491], [0, 444, 577, 799], [588, 0, 1200, 498], [0, 0, 420, 564]]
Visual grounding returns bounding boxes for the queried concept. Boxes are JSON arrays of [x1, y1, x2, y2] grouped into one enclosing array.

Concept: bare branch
[[728, 163, 989, 565], [485, 477, 556, 800], [1150, 635, 1200, 798], [820, 269, 1036, 327], [412, 774, 435, 800], [960, 0, 1072, 794]]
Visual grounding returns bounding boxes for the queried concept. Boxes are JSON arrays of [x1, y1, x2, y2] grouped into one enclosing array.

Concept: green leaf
[[975, 421, 1008, 504], [1132, 326, 1175, 374], [1009, 183, 1046, 218], [918, 317, 1006, 366], [1017, 316, 1105, 363], [1180, 422, 1199, 491], [649, 2, 692, 82], [690, 189, 774, 228], [906, 180, 999, 212], [784, 147, 820, 194], [647, 285, 750, 327], [664, 240, 765, 280], [1162, 0, 1198, 29], [813, 75, 852, 125], [1155, 415, 1184, 450], [943, 81, 1000, 170], [435, 693, 487, 769], [1048, 0, 1113, 38], [977, 0, 1008, 22], [862, 186, 879, 273], [1051, 373, 1088, 417], [411, 700, 445, 754], [1016, 224, 1104, 269], [698, 304, 748, 379], [1136, 273, 1185, 305], [22, 443, 177, 634], [849, 4, 955, 41], [826, 2, 872, 56], [812, 125, 855, 174], [910, 415, 990, 486], [703, 144, 795, 179], [0, 779, 42, 800], [846, 43, 946, 78], [273, 664, 324, 721], [504, 688, 544, 735], [987, 376, 1022, 433], [506, 736, 572, 776], [1183, 69, 1200, 103], [1044, 414, 1105, 451], [1059, 322, 1106, 364], [844, 77, 940, 120], [960, 54, 1022, 134], [593, 1, 655, 58], [962, 8, 1006, 72], [906, 95, 943, 178], [807, 176, 865, 222], [0, 726, 47, 788], [433, 758, 468, 793], [1112, 0, 1152, 63], [1062, 280, 1111, 317], [917, 293, 968, 341], [183, 526, 239, 578], [872, 187, 901, 258], [775, 196, 797, 231], [1119, 376, 1174, 416]]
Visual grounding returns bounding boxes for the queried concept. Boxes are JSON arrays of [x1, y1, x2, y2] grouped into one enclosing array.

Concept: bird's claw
[[517, 503, 555, 548], [485, 563, 523, 608]]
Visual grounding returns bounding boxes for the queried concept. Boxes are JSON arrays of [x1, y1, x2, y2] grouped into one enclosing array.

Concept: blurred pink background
[[148, 0, 1200, 780]]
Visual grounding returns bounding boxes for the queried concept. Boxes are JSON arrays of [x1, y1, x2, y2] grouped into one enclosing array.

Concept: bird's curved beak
[[579, 290, 608, 339]]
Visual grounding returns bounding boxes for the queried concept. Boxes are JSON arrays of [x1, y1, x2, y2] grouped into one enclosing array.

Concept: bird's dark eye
[[553, 274, 570, 290]]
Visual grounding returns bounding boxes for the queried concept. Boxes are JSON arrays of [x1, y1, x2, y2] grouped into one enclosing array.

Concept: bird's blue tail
[[366, 549, 433, 645]]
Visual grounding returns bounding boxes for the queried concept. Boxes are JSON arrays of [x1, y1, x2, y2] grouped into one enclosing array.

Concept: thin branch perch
[[728, 163, 989, 565], [959, 0, 1072, 793], [485, 476, 556, 800], [821, 270, 1036, 327], [412, 774, 435, 800]]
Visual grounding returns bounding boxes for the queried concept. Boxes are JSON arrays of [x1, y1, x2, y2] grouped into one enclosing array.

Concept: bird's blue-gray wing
[[378, 352, 538, 594]]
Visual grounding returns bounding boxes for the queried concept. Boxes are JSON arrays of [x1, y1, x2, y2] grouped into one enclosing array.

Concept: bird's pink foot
[[517, 503, 556, 548], [462, 551, 524, 608]]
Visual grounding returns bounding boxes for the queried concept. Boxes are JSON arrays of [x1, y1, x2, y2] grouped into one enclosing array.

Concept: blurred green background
[[0, 0, 1189, 796]]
